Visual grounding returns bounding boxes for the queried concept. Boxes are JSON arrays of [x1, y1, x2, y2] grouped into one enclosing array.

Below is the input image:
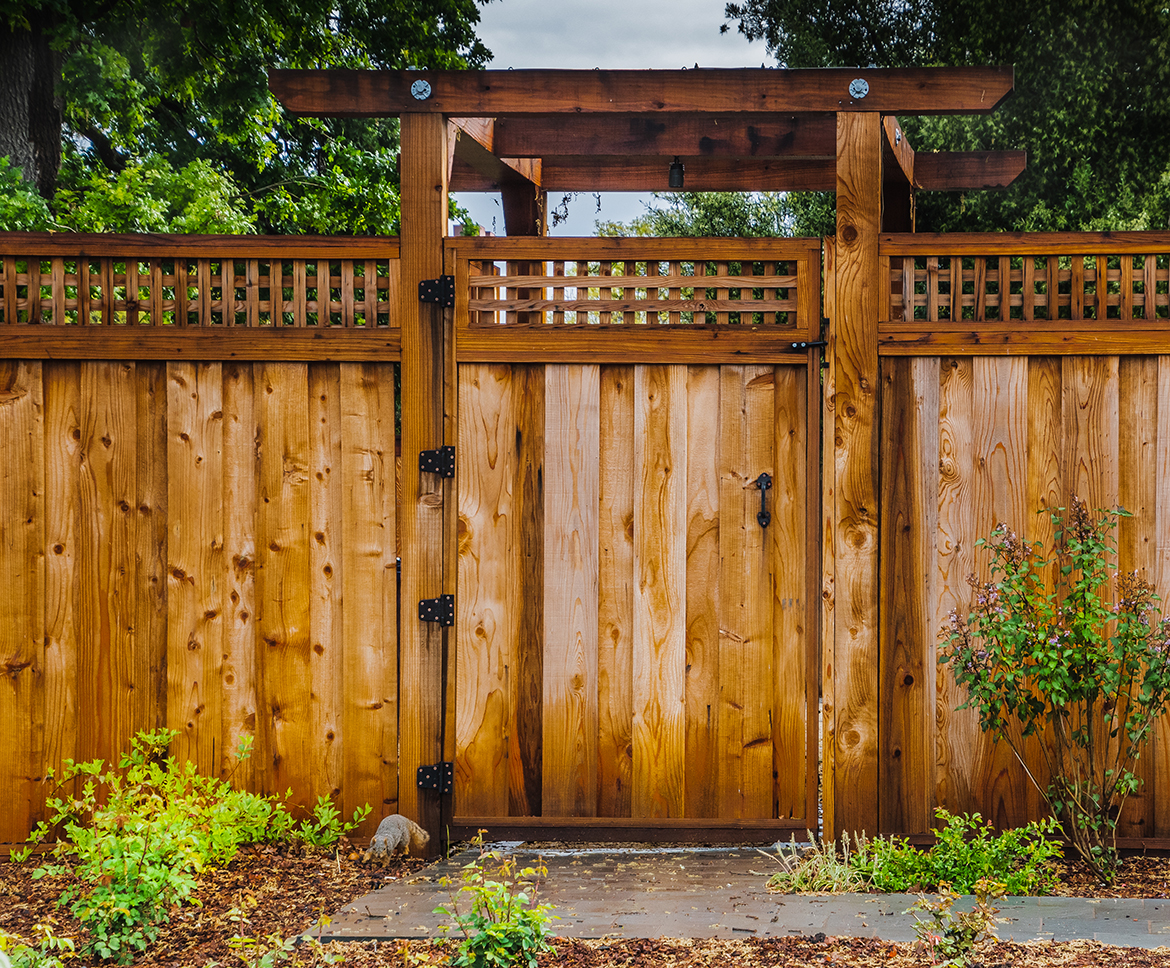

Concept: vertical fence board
[[166, 362, 224, 777], [0, 362, 44, 842], [542, 363, 600, 816], [716, 365, 774, 819], [136, 363, 167, 738], [597, 365, 634, 818], [1156, 357, 1170, 836], [683, 366, 720, 818], [455, 364, 516, 816], [256, 363, 313, 803], [632, 364, 687, 818]]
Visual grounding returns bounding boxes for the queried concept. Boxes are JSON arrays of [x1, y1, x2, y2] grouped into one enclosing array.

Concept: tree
[[722, 0, 1170, 233], [596, 190, 833, 239], [0, 0, 492, 233]]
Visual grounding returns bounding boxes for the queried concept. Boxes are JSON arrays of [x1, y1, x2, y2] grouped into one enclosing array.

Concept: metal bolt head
[[411, 78, 432, 100], [848, 77, 870, 99]]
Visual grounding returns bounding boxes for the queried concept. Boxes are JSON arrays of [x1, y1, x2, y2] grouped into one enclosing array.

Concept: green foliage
[[0, 158, 55, 231], [436, 837, 558, 968], [0, 924, 75, 968], [942, 500, 1170, 880], [222, 922, 343, 968], [908, 878, 1006, 968], [597, 190, 835, 240], [761, 832, 867, 894], [723, 0, 1170, 233], [23, 729, 368, 964]]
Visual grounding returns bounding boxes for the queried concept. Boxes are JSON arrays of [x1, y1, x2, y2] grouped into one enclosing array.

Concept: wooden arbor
[[270, 66, 1024, 843]]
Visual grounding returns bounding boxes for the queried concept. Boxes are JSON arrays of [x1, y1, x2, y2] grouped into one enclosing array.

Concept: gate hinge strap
[[417, 762, 453, 794], [418, 275, 455, 308], [419, 594, 455, 626], [420, 445, 455, 477]]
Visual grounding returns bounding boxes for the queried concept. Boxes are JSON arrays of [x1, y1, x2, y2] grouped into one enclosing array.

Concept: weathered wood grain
[[135, 363, 167, 738], [821, 240, 837, 834], [1155, 357, 1170, 835], [632, 364, 688, 818], [542, 364, 600, 816], [598, 365, 634, 818]]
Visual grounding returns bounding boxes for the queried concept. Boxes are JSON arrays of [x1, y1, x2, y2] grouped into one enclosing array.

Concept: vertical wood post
[[502, 183, 547, 237], [829, 111, 882, 838], [398, 113, 449, 854]]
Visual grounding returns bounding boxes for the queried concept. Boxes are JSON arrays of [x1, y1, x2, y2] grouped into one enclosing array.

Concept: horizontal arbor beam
[[270, 66, 1014, 117], [914, 151, 1027, 190], [451, 119, 541, 187]]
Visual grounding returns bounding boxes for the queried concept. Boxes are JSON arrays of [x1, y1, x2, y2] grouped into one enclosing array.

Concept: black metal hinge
[[418, 594, 455, 626], [418, 275, 455, 308], [420, 445, 456, 477], [791, 340, 828, 350], [417, 762, 454, 794]]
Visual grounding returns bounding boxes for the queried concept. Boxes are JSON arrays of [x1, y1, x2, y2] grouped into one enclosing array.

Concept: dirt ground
[[4, 845, 1170, 967]]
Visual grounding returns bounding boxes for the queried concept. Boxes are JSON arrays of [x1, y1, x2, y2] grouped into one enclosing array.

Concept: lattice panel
[[888, 253, 1170, 322], [0, 256, 398, 327], [469, 257, 799, 326]]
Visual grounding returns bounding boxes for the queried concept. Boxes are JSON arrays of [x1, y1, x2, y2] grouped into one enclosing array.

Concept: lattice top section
[[886, 252, 1170, 323], [0, 243, 399, 328]]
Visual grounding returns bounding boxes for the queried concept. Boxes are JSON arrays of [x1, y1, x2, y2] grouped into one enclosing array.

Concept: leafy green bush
[[436, 837, 558, 968], [942, 500, 1170, 880], [0, 925, 75, 968], [23, 729, 367, 964], [908, 878, 1006, 968]]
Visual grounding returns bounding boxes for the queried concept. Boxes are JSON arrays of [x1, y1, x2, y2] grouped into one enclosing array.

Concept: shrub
[[908, 878, 1006, 968], [942, 500, 1170, 879], [760, 833, 867, 894]]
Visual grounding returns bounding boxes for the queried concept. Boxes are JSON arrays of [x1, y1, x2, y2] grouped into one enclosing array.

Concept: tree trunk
[[0, 13, 62, 199]]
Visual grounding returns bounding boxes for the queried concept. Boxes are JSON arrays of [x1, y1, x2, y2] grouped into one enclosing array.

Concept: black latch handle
[[754, 473, 772, 528]]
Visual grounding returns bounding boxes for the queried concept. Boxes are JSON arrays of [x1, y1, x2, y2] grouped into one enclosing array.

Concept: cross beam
[[269, 66, 1014, 117]]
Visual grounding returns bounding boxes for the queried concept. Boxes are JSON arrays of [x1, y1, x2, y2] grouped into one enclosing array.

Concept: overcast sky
[[453, 0, 769, 235]]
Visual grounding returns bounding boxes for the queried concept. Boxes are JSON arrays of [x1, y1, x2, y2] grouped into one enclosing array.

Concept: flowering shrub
[[942, 498, 1170, 880]]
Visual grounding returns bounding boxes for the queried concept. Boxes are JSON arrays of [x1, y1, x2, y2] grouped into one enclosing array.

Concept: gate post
[[827, 111, 882, 839], [398, 112, 451, 855]]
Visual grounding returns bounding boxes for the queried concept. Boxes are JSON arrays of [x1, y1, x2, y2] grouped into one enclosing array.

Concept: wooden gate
[[447, 237, 822, 838]]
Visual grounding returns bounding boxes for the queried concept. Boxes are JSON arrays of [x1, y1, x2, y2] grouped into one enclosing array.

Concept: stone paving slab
[[317, 846, 1170, 950]]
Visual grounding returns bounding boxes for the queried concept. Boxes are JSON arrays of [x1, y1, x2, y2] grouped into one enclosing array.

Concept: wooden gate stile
[[446, 236, 822, 839]]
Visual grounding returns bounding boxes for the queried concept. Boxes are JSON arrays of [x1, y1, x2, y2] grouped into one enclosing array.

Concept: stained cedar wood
[[267, 66, 1015, 116], [397, 113, 448, 850], [913, 357, 939, 831], [511, 365, 544, 816], [1023, 357, 1062, 824], [455, 363, 516, 816], [42, 363, 80, 816], [774, 364, 811, 821], [256, 362, 313, 805], [222, 363, 259, 792], [135, 363, 167, 742], [912, 152, 1027, 190], [166, 363, 224, 777], [309, 364, 343, 800], [878, 357, 931, 833], [1117, 356, 1157, 837], [716, 366, 774, 819], [820, 240, 837, 836], [597, 366, 634, 818], [632, 364, 688, 818], [0, 233, 400, 258], [934, 358, 976, 815], [832, 112, 882, 836], [971, 356, 1029, 828], [340, 363, 398, 834], [542, 364, 600, 816], [1156, 358, 1170, 836], [77, 363, 137, 768], [0, 362, 44, 841], [683, 366, 720, 818]]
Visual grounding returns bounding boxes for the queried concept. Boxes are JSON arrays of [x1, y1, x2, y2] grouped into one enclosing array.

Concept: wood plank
[[309, 364, 343, 800], [1155, 357, 1170, 835], [632, 364, 687, 818], [397, 113, 448, 848], [0, 362, 45, 842], [77, 362, 137, 768], [511, 365, 544, 816], [971, 356, 1030, 828], [0, 233, 400, 259], [912, 152, 1027, 190], [268, 66, 1015, 116], [41, 363, 80, 809], [222, 362, 260, 791], [1117, 356, 1158, 837], [542, 364, 600, 816], [716, 365, 774, 819], [455, 363, 517, 816], [135, 363, 167, 737], [166, 362, 224, 778], [598, 365, 634, 818], [831, 111, 882, 836], [820, 239, 837, 835], [683, 366, 720, 818], [449, 816, 809, 842], [881, 231, 1170, 256], [1063, 356, 1120, 518], [255, 362, 313, 804], [878, 327, 1170, 356]]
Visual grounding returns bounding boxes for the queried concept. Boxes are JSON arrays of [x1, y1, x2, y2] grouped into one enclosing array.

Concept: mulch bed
[[3, 846, 1170, 967]]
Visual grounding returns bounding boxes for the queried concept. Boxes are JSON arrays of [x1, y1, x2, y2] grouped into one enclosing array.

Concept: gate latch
[[420, 445, 456, 477], [418, 275, 455, 308], [419, 594, 455, 626], [417, 762, 454, 794], [754, 472, 772, 528], [791, 340, 828, 350]]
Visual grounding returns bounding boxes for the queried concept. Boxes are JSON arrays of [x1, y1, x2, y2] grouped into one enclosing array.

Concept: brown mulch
[[3, 847, 1170, 967]]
